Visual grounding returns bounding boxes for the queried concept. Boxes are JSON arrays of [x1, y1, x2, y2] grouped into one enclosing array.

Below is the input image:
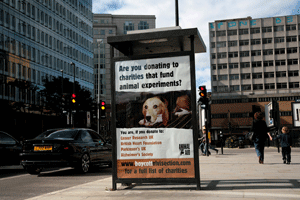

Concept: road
[[0, 165, 112, 200]]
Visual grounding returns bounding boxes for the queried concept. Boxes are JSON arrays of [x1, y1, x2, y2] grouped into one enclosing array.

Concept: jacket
[[274, 133, 292, 147], [251, 119, 268, 143]]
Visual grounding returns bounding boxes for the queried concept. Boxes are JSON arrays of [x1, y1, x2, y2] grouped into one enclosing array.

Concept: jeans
[[282, 147, 291, 162], [199, 142, 205, 153], [254, 142, 265, 162], [203, 143, 218, 154]]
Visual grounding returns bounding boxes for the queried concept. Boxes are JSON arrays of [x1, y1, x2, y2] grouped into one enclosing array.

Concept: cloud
[[93, 0, 298, 91]]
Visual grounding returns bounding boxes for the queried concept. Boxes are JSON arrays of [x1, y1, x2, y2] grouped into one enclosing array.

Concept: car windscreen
[[46, 130, 78, 139]]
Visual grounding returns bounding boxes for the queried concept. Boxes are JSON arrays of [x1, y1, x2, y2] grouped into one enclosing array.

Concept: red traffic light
[[101, 101, 105, 106], [72, 94, 76, 98]]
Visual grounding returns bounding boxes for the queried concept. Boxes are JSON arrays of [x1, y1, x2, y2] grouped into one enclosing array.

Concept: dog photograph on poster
[[115, 90, 192, 129]]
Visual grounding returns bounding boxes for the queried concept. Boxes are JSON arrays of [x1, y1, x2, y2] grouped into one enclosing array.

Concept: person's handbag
[[248, 132, 254, 141]]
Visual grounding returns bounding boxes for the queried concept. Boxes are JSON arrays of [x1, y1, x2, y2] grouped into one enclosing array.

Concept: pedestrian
[[272, 126, 292, 164], [202, 126, 218, 155], [251, 112, 272, 164]]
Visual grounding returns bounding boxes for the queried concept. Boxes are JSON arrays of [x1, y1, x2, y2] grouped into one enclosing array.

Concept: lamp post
[[70, 62, 75, 128]]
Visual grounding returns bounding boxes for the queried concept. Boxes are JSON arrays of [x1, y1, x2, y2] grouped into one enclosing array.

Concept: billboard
[[292, 102, 300, 127], [115, 56, 195, 179]]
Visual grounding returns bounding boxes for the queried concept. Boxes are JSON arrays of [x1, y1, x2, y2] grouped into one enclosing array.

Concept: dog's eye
[[145, 105, 148, 109], [153, 105, 157, 109]]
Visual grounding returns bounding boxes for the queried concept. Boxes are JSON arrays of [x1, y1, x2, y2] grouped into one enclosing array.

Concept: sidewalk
[[26, 147, 300, 200]]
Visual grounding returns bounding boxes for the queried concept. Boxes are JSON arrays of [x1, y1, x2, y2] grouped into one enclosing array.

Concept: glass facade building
[[0, 0, 94, 107]]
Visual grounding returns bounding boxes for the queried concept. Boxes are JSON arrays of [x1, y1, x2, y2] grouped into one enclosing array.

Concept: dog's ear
[[162, 99, 169, 126]]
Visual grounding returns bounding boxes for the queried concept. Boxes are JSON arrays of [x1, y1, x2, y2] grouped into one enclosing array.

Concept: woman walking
[[251, 112, 272, 164]]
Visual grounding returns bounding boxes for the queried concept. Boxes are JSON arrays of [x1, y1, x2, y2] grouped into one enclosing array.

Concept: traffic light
[[100, 101, 106, 118], [198, 85, 207, 105], [71, 93, 76, 104]]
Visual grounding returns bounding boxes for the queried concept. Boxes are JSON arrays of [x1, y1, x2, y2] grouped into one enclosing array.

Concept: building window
[[286, 24, 296, 31], [217, 52, 227, 58], [253, 84, 263, 90], [288, 70, 299, 77], [252, 73, 262, 79], [275, 60, 285, 66], [217, 41, 226, 48], [265, 83, 275, 90], [240, 51, 249, 57], [138, 21, 149, 30], [211, 54, 216, 59], [100, 30, 105, 35], [250, 28, 260, 34], [240, 62, 250, 68], [212, 65, 216, 70], [288, 59, 298, 65], [241, 73, 251, 79], [210, 31, 215, 37], [212, 75, 217, 81], [262, 38, 272, 44], [228, 52, 238, 58], [229, 74, 239, 80], [230, 85, 240, 91], [218, 75, 228, 80], [287, 47, 297, 54], [263, 60, 273, 67], [289, 82, 299, 88], [227, 30, 237, 36], [277, 82, 287, 89], [252, 61, 262, 67], [239, 40, 249, 46], [263, 49, 273, 55], [275, 48, 285, 54], [124, 21, 134, 34], [229, 63, 238, 69], [251, 50, 261, 56], [239, 29, 248, 35], [274, 25, 284, 32], [228, 40, 237, 47], [264, 72, 274, 78], [276, 71, 286, 77], [251, 39, 261, 45], [218, 63, 227, 69], [109, 30, 113, 34], [274, 37, 284, 43], [216, 31, 226, 37], [218, 86, 228, 92], [241, 84, 251, 91], [287, 36, 297, 42]]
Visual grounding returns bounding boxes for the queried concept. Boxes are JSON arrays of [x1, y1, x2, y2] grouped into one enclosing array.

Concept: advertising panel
[[265, 102, 274, 127], [115, 56, 195, 179], [292, 102, 300, 127]]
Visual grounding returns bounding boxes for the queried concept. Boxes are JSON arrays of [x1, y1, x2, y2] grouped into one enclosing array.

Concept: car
[[20, 128, 112, 175], [0, 131, 23, 166]]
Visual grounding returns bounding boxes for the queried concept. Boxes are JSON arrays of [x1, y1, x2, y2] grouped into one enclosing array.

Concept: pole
[[175, 0, 179, 26], [70, 62, 75, 128]]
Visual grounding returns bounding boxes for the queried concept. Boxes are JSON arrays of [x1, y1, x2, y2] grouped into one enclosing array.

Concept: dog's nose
[[146, 116, 151, 122]]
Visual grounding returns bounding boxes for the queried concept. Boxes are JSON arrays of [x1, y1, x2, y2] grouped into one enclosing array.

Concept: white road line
[[0, 173, 30, 181], [24, 177, 111, 200]]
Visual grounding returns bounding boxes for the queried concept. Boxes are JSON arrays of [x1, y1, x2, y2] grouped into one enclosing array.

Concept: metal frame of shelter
[[108, 27, 206, 190]]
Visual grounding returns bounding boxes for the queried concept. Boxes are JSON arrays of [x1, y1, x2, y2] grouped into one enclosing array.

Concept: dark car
[[0, 131, 23, 166], [20, 128, 112, 174]]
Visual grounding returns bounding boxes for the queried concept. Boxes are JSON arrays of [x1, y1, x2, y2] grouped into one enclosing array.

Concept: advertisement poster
[[292, 102, 300, 127], [115, 56, 195, 179]]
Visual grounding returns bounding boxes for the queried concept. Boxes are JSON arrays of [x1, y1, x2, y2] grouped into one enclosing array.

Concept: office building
[[208, 15, 300, 141], [93, 14, 156, 131], [0, 0, 94, 109]]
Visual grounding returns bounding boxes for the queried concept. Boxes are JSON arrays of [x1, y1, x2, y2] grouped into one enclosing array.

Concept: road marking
[[0, 173, 29, 181], [200, 191, 300, 198], [25, 177, 111, 200]]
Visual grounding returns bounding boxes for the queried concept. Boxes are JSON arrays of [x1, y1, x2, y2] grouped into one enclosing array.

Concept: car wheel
[[26, 166, 42, 175], [77, 153, 90, 173]]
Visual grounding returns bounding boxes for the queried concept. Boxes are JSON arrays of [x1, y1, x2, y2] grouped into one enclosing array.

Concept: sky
[[93, 0, 300, 96]]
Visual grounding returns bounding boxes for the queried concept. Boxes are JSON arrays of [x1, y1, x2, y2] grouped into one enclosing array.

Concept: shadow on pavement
[[201, 179, 300, 190]]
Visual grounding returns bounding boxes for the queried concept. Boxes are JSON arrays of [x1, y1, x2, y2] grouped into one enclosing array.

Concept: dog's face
[[141, 97, 169, 126]]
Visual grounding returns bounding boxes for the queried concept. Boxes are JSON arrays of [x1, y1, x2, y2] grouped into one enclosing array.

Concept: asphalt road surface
[[0, 165, 112, 200]]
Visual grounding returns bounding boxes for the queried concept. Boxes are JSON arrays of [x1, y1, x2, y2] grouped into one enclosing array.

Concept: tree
[[39, 77, 94, 115]]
